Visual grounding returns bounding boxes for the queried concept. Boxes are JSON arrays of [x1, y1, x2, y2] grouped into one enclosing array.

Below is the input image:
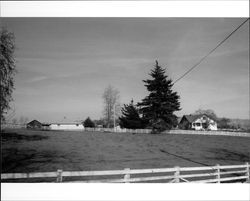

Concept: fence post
[[216, 164, 220, 183], [124, 168, 130, 183], [56, 169, 63, 182], [246, 162, 249, 183], [174, 166, 180, 183]]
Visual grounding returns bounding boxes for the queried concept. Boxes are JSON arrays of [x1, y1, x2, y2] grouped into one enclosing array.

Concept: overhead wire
[[173, 18, 249, 84]]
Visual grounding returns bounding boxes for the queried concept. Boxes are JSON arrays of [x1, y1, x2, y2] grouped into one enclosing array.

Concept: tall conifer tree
[[138, 61, 181, 132], [83, 117, 95, 128]]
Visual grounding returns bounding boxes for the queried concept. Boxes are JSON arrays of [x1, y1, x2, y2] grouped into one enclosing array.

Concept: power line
[[173, 18, 249, 84]]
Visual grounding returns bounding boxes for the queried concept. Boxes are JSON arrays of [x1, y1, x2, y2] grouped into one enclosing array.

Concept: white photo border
[[1, 1, 250, 201], [0, 1, 249, 17]]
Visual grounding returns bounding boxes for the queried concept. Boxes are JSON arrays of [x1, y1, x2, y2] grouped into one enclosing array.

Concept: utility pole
[[113, 104, 116, 132]]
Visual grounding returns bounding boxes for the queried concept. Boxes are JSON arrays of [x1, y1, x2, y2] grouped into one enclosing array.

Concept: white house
[[179, 114, 218, 131]]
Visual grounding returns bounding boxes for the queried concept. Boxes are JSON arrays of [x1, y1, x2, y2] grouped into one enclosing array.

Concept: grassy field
[[2, 129, 250, 175]]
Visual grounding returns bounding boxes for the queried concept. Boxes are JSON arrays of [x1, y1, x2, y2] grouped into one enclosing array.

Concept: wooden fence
[[1, 123, 26, 129], [85, 127, 152, 134], [2, 125, 249, 137], [84, 128, 250, 137], [163, 129, 250, 137], [1, 163, 249, 183]]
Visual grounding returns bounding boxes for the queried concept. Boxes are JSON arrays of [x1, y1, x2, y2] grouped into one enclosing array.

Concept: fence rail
[[83, 128, 250, 137], [2, 125, 249, 137], [1, 123, 26, 129], [165, 129, 250, 137], [1, 163, 249, 183]]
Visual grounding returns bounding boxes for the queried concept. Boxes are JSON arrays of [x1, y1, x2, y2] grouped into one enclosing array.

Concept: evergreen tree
[[138, 61, 181, 133], [84, 117, 95, 128], [119, 100, 145, 129], [217, 117, 231, 129]]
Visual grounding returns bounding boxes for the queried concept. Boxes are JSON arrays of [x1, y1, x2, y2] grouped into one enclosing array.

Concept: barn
[[26, 120, 43, 129], [41, 123, 51, 130], [178, 114, 217, 131], [49, 123, 84, 131]]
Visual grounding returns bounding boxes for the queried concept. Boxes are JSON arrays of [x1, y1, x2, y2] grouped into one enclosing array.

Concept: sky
[[2, 18, 249, 122]]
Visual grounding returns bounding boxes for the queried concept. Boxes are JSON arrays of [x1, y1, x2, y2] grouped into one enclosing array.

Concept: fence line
[[84, 127, 250, 137], [163, 129, 250, 137], [2, 163, 249, 183], [1, 123, 26, 129], [1, 124, 249, 137], [84, 127, 153, 133]]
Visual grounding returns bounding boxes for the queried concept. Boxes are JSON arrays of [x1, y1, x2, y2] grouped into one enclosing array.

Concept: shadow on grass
[[159, 148, 249, 182], [2, 148, 59, 173], [208, 148, 250, 162], [159, 149, 211, 166]]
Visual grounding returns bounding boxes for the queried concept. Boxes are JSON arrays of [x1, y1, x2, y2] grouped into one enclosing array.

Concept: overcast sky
[[2, 18, 249, 122]]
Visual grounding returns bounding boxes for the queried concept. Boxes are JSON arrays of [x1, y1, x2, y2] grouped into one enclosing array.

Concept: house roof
[[27, 120, 42, 125], [177, 117, 182, 124], [48, 123, 83, 125], [182, 114, 217, 123], [42, 123, 51, 126]]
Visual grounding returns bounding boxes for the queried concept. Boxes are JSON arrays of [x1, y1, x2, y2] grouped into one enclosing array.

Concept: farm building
[[178, 114, 217, 131], [48, 123, 84, 131], [27, 120, 84, 131], [26, 120, 43, 129], [41, 123, 51, 130]]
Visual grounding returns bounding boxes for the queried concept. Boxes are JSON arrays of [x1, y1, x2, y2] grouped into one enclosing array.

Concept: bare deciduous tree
[[19, 116, 29, 125], [12, 118, 17, 124], [0, 28, 16, 122], [102, 85, 121, 128], [193, 109, 217, 120]]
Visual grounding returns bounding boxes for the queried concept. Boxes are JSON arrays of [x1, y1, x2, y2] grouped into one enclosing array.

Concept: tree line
[[85, 61, 181, 133], [101, 61, 181, 133], [2, 28, 248, 132]]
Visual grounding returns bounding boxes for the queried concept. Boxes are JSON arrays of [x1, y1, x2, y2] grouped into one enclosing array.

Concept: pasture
[[2, 129, 250, 175]]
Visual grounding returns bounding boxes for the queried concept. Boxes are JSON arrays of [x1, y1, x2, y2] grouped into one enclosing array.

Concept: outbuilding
[[49, 123, 84, 131], [26, 120, 43, 130]]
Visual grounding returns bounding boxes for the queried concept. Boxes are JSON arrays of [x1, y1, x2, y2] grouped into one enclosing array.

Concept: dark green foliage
[[119, 100, 146, 129], [84, 117, 95, 128], [193, 109, 218, 120], [217, 118, 231, 129], [138, 61, 181, 133], [0, 28, 16, 122], [93, 119, 105, 127]]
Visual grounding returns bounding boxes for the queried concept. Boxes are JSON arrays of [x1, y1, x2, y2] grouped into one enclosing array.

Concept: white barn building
[[48, 123, 84, 131]]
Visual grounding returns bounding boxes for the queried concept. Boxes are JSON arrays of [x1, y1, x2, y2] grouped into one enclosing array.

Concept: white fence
[[84, 128, 250, 137], [1, 163, 249, 183], [2, 125, 250, 137], [1, 123, 26, 129], [163, 129, 250, 137], [85, 127, 152, 133]]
